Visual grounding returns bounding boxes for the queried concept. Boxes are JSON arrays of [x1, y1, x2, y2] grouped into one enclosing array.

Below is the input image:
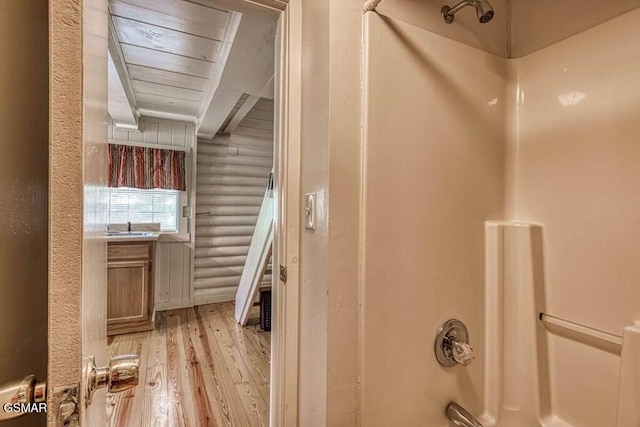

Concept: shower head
[[475, 0, 494, 23], [441, 0, 495, 24]]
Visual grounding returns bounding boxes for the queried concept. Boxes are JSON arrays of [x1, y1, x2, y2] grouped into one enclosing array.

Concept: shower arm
[[444, 0, 475, 17]]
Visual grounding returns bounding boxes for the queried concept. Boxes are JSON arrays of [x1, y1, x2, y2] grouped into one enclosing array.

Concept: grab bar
[[539, 313, 622, 347]]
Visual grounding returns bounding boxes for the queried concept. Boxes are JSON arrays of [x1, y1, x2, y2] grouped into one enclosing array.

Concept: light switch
[[305, 193, 316, 230]]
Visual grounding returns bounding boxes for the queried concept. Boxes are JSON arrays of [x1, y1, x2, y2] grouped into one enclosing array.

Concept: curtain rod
[[364, 0, 383, 12], [109, 139, 192, 155]]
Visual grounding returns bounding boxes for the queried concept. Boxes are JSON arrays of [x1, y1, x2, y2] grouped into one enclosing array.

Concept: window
[[108, 187, 180, 232]]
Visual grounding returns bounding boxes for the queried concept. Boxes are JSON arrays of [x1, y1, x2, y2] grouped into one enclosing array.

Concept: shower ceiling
[[371, 0, 640, 57], [510, 0, 640, 57]]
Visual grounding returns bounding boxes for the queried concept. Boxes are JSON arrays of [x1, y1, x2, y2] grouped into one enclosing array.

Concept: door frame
[[270, 1, 302, 426], [49, 0, 110, 424]]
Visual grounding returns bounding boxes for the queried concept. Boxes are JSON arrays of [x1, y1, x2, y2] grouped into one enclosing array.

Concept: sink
[[107, 231, 154, 237]]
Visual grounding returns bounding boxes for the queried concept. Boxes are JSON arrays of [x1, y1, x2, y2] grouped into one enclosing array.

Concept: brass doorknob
[[104, 355, 140, 394], [84, 354, 139, 405]]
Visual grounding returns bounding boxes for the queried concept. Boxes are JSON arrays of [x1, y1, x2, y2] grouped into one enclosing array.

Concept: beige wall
[[509, 9, 640, 425], [0, 1, 49, 426], [326, 0, 363, 425], [298, 0, 363, 425], [299, 1, 330, 424], [361, 13, 507, 426]]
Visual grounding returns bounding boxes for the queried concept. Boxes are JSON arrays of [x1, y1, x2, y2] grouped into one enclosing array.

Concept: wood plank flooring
[[107, 302, 270, 427]]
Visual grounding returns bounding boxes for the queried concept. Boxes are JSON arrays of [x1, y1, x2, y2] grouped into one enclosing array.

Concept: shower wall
[[361, 5, 640, 427], [361, 13, 507, 426], [508, 8, 640, 426]]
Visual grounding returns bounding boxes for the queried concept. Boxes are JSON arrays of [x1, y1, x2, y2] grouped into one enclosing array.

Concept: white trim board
[[154, 300, 193, 312], [270, 3, 301, 425], [235, 189, 274, 325], [192, 288, 238, 306]]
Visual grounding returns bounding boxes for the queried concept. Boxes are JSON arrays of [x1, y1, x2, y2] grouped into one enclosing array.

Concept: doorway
[[44, 0, 301, 425], [104, 0, 286, 425]]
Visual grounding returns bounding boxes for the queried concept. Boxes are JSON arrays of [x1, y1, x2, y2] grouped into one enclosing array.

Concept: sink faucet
[[446, 402, 484, 427], [127, 221, 132, 233]]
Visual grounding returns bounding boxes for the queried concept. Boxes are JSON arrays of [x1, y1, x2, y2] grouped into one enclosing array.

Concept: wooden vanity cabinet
[[107, 241, 155, 335]]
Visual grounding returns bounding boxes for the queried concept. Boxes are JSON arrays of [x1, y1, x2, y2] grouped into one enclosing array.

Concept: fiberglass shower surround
[[360, 3, 640, 426]]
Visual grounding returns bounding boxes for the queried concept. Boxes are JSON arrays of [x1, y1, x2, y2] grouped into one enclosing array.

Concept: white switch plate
[[305, 193, 316, 230]]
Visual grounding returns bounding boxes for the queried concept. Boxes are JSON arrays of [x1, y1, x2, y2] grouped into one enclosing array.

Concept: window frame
[[107, 186, 183, 233]]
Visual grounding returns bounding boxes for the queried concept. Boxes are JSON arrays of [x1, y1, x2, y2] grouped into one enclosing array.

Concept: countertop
[[105, 231, 160, 243]]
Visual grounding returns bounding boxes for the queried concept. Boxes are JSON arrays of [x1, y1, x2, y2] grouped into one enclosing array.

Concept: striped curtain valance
[[108, 144, 186, 191]]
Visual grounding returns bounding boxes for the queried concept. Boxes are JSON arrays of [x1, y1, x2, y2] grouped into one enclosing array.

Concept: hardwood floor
[[106, 302, 270, 427]]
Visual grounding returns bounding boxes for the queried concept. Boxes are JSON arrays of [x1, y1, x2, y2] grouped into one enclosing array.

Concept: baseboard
[[154, 300, 193, 311], [107, 318, 154, 336], [192, 287, 237, 306], [155, 288, 246, 311]]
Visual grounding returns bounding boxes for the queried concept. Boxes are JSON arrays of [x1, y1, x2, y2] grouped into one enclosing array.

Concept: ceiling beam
[[196, 12, 277, 139], [137, 107, 198, 124], [223, 94, 261, 134], [222, 76, 274, 134], [107, 15, 139, 128], [108, 52, 138, 129], [194, 10, 242, 137], [244, 0, 287, 11], [190, 0, 280, 17], [197, 89, 243, 139]]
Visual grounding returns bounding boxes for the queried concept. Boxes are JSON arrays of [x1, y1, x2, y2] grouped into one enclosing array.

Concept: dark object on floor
[[260, 290, 272, 331]]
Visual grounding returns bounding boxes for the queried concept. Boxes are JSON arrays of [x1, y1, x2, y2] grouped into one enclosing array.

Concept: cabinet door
[[107, 260, 149, 323]]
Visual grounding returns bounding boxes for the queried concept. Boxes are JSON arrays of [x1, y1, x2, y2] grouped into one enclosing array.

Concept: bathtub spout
[[446, 402, 484, 427]]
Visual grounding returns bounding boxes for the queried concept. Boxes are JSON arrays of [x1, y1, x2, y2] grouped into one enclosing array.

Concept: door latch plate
[[52, 384, 80, 427]]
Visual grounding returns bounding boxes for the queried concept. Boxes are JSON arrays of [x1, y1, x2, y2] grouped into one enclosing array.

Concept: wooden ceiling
[[108, 0, 279, 139], [109, 0, 240, 123]]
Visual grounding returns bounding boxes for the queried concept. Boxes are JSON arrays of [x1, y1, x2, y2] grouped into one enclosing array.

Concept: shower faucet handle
[[449, 338, 475, 366], [435, 319, 475, 367]]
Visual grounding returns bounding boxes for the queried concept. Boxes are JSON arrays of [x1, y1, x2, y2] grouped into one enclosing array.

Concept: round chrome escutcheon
[[434, 319, 470, 367]]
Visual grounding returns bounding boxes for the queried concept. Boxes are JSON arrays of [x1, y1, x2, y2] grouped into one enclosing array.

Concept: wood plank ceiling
[[108, 0, 240, 122], [230, 98, 275, 140], [219, 96, 274, 140]]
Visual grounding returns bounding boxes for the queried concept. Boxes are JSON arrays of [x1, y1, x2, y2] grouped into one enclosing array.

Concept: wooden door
[[0, 1, 49, 426]]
